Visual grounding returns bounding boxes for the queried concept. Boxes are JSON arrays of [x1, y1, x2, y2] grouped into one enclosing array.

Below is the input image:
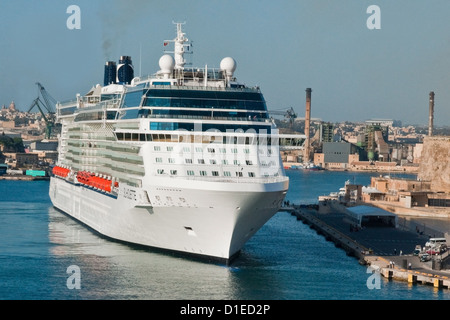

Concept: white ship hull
[[49, 175, 288, 263]]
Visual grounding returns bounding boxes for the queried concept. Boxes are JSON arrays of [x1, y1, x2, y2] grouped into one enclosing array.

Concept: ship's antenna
[[139, 42, 142, 77], [163, 22, 192, 70]]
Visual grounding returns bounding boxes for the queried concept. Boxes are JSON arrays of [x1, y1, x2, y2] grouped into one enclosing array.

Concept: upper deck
[[56, 23, 275, 134]]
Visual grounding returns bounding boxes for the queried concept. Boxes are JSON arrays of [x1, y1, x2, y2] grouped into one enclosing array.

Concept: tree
[[0, 135, 25, 153]]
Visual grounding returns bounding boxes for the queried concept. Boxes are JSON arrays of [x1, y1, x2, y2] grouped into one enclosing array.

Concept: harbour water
[[1, 170, 449, 301]]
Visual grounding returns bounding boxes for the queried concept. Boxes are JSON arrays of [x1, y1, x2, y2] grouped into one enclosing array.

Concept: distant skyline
[[0, 0, 449, 126]]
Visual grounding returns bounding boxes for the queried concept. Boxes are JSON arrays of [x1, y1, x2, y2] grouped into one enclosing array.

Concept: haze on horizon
[[0, 0, 449, 126]]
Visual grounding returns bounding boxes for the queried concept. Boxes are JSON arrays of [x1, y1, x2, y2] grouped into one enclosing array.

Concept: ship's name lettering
[[123, 188, 136, 200], [156, 187, 181, 192]]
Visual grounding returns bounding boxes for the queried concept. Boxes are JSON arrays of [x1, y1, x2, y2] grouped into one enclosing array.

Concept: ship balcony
[[169, 175, 288, 184]]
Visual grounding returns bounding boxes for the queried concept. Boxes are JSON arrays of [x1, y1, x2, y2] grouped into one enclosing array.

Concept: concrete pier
[[281, 205, 450, 290], [0, 175, 49, 181], [285, 206, 369, 259]]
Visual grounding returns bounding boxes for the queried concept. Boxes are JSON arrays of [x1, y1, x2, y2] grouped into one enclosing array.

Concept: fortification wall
[[418, 136, 450, 192]]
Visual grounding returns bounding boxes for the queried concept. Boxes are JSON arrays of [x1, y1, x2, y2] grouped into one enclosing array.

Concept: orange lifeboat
[[53, 166, 70, 178], [76, 171, 113, 193], [76, 171, 94, 185]]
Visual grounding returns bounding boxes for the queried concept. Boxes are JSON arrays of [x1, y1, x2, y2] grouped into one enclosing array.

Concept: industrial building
[[314, 141, 362, 170]]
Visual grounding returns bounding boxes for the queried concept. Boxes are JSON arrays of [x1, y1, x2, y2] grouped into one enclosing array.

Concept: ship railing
[[57, 98, 122, 110], [160, 85, 261, 93], [146, 114, 270, 123], [134, 76, 260, 93], [58, 98, 78, 108], [78, 98, 122, 111]]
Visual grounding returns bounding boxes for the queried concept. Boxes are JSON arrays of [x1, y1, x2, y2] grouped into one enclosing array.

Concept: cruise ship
[[49, 23, 289, 264]]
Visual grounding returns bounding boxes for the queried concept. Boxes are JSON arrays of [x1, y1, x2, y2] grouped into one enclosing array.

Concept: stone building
[[365, 177, 433, 208], [364, 136, 450, 209]]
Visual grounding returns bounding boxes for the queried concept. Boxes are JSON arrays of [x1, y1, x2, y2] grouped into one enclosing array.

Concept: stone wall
[[418, 136, 450, 192]]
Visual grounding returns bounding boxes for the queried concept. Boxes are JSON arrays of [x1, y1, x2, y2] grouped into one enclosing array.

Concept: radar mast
[[164, 22, 192, 70]]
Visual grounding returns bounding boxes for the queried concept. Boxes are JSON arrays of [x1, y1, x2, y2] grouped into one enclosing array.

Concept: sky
[[0, 0, 449, 126]]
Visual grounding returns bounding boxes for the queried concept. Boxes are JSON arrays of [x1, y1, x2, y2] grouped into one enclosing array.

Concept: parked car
[[413, 245, 422, 256], [420, 253, 431, 262]]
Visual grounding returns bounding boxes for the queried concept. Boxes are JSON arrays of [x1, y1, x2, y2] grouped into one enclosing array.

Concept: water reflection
[[48, 207, 240, 299]]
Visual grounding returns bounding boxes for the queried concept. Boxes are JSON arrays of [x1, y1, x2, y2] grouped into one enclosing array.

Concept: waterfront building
[[316, 141, 362, 170], [361, 136, 450, 213]]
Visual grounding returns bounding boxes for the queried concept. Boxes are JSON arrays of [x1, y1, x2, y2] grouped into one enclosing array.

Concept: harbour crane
[[27, 82, 57, 139], [268, 107, 297, 129]]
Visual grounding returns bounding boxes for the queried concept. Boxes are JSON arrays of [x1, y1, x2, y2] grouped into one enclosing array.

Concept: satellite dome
[[220, 57, 237, 76], [159, 55, 175, 74]]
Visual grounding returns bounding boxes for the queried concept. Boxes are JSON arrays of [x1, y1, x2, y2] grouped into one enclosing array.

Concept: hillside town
[[0, 101, 58, 177]]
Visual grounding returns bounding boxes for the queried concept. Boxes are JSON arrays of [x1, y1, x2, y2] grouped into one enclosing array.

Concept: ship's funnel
[[104, 61, 117, 86], [117, 56, 134, 84]]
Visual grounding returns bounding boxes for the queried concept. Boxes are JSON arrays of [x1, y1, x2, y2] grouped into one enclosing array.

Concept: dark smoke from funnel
[[102, 39, 113, 61], [98, 0, 153, 60]]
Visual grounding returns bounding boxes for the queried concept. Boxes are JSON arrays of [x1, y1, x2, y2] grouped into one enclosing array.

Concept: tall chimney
[[304, 88, 312, 163], [428, 91, 434, 137]]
